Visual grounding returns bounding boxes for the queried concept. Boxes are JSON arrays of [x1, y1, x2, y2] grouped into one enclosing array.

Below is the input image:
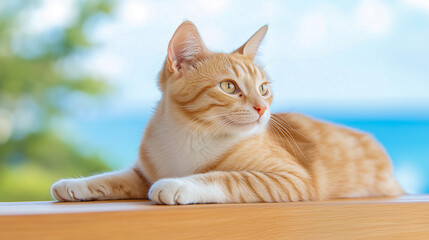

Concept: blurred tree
[[0, 0, 116, 201]]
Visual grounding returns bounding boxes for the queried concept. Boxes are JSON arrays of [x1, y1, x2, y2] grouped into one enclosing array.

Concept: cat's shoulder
[[271, 112, 369, 137], [270, 112, 318, 126]]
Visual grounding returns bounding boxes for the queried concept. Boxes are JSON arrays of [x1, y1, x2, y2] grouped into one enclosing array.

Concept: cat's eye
[[220, 81, 237, 94], [259, 83, 269, 96]]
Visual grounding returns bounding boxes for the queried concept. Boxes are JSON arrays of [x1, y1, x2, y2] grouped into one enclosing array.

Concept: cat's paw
[[148, 178, 196, 205], [148, 178, 228, 205], [51, 179, 108, 202]]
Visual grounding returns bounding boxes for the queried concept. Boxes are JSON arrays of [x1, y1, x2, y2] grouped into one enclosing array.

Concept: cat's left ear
[[233, 25, 268, 60], [167, 21, 209, 73]]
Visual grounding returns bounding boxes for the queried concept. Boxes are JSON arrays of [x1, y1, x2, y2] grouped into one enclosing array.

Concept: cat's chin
[[222, 117, 257, 127], [220, 117, 268, 136]]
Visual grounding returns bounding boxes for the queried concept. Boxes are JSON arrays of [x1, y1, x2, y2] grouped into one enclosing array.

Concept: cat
[[51, 21, 403, 204]]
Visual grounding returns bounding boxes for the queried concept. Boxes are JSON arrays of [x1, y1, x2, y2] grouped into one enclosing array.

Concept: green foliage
[[0, 0, 116, 201], [0, 131, 110, 201]]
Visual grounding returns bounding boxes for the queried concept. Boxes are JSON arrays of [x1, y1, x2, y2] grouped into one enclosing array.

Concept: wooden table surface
[[1, 195, 429, 239]]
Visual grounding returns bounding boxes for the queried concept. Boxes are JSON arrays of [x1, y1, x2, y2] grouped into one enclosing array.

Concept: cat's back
[[268, 112, 403, 198], [269, 112, 387, 165]]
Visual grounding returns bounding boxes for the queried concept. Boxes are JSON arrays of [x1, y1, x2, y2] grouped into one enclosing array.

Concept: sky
[[21, 0, 429, 119], [10, 0, 429, 193]]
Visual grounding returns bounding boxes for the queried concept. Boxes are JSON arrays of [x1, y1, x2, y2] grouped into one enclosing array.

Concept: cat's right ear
[[167, 21, 209, 73], [233, 25, 268, 60]]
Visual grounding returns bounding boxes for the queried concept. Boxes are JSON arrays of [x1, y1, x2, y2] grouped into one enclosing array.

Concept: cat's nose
[[253, 105, 267, 117]]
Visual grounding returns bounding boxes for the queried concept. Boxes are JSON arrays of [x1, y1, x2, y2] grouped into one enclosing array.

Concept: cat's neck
[[157, 104, 245, 149], [144, 101, 251, 179]]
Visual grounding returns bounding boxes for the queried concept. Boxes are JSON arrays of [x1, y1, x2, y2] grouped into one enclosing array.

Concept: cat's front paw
[[148, 178, 198, 205], [51, 179, 108, 202]]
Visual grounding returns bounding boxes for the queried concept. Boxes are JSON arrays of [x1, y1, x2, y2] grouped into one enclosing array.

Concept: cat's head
[[159, 21, 272, 136]]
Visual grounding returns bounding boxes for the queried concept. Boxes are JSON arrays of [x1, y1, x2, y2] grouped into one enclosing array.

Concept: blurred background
[[0, 0, 428, 201]]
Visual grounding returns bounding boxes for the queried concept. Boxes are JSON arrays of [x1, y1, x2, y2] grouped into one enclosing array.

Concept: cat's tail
[[380, 178, 406, 197]]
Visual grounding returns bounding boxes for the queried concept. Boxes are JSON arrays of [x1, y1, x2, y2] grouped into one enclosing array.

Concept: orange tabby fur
[[51, 21, 403, 204]]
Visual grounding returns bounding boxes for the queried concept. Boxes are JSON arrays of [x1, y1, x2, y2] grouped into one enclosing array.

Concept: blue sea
[[73, 113, 429, 194]]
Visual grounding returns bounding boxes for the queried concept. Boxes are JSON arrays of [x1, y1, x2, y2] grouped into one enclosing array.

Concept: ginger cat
[[51, 21, 403, 204]]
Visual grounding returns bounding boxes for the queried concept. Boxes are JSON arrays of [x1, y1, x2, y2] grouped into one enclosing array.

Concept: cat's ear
[[233, 25, 268, 60], [167, 21, 209, 73]]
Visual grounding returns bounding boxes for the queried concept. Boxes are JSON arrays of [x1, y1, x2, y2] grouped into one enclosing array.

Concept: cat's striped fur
[[51, 21, 403, 204]]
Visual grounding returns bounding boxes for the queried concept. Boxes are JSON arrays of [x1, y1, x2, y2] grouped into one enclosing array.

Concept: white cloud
[[25, 0, 76, 34], [354, 0, 393, 35], [118, 0, 149, 26], [401, 0, 429, 12], [195, 0, 230, 14], [295, 12, 328, 48], [200, 25, 227, 50], [291, 1, 394, 55], [257, 1, 288, 20]]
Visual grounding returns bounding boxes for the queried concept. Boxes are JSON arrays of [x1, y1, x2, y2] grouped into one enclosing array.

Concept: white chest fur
[[144, 115, 243, 181]]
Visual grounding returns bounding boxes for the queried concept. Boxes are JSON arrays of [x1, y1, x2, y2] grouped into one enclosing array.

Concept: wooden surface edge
[[1, 194, 429, 216], [1, 195, 429, 240]]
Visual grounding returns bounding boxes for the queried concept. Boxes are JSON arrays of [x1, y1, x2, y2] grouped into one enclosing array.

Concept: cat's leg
[[51, 167, 149, 201], [148, 170, 314, 205]]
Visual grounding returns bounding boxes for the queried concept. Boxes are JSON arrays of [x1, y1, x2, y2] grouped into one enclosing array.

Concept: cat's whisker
[[270, 118, 299, 154], [267, 124, 284, 153], [267, 123, 286, 150], [175, 111, 237, 140], [269, 121, 297, 160], [163, 103, 210, 134], [270, 117, 309, 162], [175, 111, 224, 138], [273, 120, 309, 162], [175, 115, 202, 138], [189, 113, 228, 139], [271, 115, 312, 142], [199, 118, 222, 137], [206, 121, 230, 143], [202, 112, 237, 137]]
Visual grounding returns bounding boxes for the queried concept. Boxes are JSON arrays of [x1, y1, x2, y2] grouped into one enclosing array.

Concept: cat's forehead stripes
[[231, 63, 246, 79], [228, 55, 265, 81]]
